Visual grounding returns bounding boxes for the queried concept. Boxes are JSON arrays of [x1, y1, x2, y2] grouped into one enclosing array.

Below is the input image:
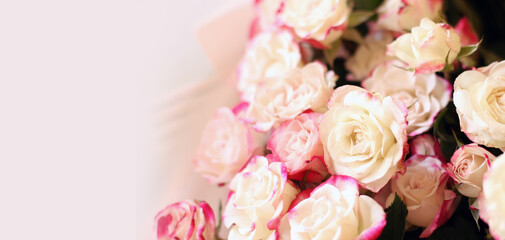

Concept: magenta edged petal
[[232, 101, 250, 115], [317, 175, 359, 196], [419, 191, 459, 238], [356, 216, 386, 240], [288, 188, 314, 211]]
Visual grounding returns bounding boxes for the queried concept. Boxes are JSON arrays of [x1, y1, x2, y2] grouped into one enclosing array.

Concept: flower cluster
[[158, 1, 505, 239]]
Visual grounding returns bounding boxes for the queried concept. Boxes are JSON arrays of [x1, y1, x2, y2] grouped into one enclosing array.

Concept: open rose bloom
[[162, 1, 505, 239]]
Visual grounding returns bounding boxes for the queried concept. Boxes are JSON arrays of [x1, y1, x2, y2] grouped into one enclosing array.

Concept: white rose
[[223, 156, 299, 240], [362, 61, 452, 136], [388, 18, 461, 74], [246, 62, 336, 132], [155, 200, 216, 240], [453, 60, 505, 148], [253, 0, 283, 32], [278, 175, 386, 240], [279, 0, 350, 49], [447, 144, 495, 198], [319, 86, 408, 192], [237, 30, 302, 102], [377, 0, 443, 32], [345, 30, 394, 81], [193, 107, 263, 185], [480, 153, 505, 240], [386, 155, 457, 238]]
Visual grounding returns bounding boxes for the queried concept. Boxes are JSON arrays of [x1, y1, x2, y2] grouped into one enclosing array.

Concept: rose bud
[[479, 153, 505, 240], [454, 60, 505, 148], [388, 18, 462, 74], [278, 175, 386, 240], [409, 134, 445, 161], [386, 155, 457, 238], [267, 112, 328, 182], [223, 156, 299, 239], [319, 85, 408, 192], [447, 144, 495, 198], [155, 200, 216, 240]]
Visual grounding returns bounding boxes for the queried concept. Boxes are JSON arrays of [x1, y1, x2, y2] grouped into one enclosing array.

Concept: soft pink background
[[0, 0, 251, 239]]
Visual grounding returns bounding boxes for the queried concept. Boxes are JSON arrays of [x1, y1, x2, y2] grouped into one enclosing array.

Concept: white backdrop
[[0, 0, 251, 239]]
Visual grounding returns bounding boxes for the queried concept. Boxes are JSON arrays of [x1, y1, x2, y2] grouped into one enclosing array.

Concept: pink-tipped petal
[[419, 190, 459, 238]]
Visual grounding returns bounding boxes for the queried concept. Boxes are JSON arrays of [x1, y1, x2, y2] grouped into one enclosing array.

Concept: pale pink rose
[[362, 61, 452, 136], [377, 0, 443, 32], [237, 30, 302, 102], [267, 112, 328, 182], [454, 17, 479, 46], [319, 86, 408, 192], [386, 155, 457, 238], [453, 60, 505, 148], [250, 0, 283, 36], [278, 175, 386, 240], [223, 156, 299, 240], [194, 107, 263, 185], [345, 29, 394, 81], [388, 18, 462, 74], [479, 153, 505, 240], [410, 134, 445, 161], [447, 144, 495, 198], [279, 0, 351, 49], [246, 62, 336, 132], [155, 200, 216, 240]]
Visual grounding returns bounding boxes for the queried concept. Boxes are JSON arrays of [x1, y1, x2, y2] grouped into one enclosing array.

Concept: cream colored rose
[[223, 156, 299, 240], [278, 175, 386, 240], [246, 62, 336, 132], [377, 0, 443, 32], [254, 0, 282, 31], [363, 61, 451, 136], [386, 155, 457, 238], [155, 200, 216, 240], [319, 86, 408, 192], [388, 18, 461, 74], [193, 107, 263, 185], [279, 0, 350, 48], [453, 60, 505, 148], [447, 144, 495, 198], [237, 30, 302, 102], [480, 153, 505, 240], [345, 30, 394, 81]]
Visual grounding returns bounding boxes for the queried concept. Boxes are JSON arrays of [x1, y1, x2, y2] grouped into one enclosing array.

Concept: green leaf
[[457, 38, 483, 59], [348, 11, 375, 28], [353, 0, 384, 11], [377, 194, 408, 240]]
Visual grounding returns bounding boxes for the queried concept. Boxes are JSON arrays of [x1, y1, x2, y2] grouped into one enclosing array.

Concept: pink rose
[[223, 156, 299, 239], [194, 107, 263, 185], [155, 200, 216, 240], [246, 62, 336, 132], [279, 0, 351, 49], [362, 61, 452, 136], [377, 0, 443, 32], [278, 175, 386, 240], [319, 85, 408, 192], [267, 112, 328, 182], [447, 144, 495, 198], [386, 155, 457, 238], [410, 134, 445, 161], [454, 17, 479, 46]]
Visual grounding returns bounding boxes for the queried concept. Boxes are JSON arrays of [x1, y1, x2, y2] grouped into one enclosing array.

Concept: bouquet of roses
[[155, 0, 505, 239]]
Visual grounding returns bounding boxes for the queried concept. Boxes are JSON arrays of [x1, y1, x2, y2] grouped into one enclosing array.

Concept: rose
[[155, 200, 216, 240], [193, 107, 263, 185], [454, 17, 479, 46], [479, 153, 505, 240], [237, 30, 302, 102], [279, 0, 351, 49], [345, 30, 394, 81], [410, 134, 445, 160], [388, 18, 462, 74], [447, 144, 495, 198], [362, 60, 452, 136], [252, 0, 283, 34], [278, 175, 386, 240], [453, 60, 505, 148], [223, 156, 299, 239], [267, 112, 328, 182], [377, 0, 443, 32], [319, 85, 408, 192], [386, 155, 457, 238], [246, 62, 336, 132]]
